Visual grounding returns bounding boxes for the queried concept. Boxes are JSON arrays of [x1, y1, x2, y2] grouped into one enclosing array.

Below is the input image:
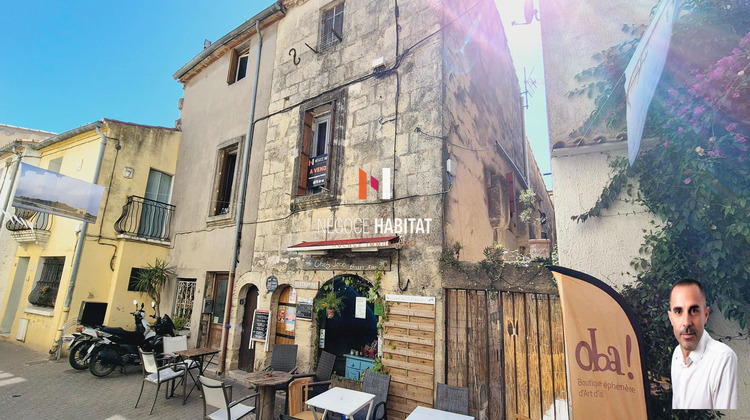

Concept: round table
[[234, 370, 293, 420]]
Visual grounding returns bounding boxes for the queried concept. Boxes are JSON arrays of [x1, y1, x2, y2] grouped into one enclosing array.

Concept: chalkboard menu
[[296, 298, 313, 321], [250, 309, 270, 342]]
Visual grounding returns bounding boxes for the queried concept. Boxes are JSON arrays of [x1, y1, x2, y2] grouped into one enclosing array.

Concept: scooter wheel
[[68, 341, 91, 370], [89, 346, 118, 377]]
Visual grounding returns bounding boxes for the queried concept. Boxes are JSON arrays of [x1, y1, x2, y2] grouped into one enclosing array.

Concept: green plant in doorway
[[315, 291, 345, 319], [134, 258, 176, 317]]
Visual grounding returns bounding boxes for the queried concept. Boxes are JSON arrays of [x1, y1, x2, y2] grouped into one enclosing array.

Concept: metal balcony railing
[[114, 195, 174, 241], [5, 208, 52, 232]]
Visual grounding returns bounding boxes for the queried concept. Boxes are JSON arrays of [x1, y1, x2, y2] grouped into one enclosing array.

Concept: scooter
[[87, 301, 175, 377], [68, 324, 101, 370]]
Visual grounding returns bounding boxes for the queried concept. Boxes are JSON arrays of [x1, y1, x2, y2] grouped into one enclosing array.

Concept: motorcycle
[[87, 300, 175, 377], [68, 324, 101, 370]]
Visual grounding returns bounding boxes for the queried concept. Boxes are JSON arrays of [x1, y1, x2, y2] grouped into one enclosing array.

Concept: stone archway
[[314, 275, 378, 376]]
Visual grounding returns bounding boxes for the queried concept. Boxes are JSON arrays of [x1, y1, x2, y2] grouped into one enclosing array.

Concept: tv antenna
[[521, 67, 539, 109]]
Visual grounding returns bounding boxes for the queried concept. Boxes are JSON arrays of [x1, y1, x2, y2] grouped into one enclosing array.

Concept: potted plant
[[367, 269, 387, 316], [134, 258, 176, 317], [315, 291, 345, 319]]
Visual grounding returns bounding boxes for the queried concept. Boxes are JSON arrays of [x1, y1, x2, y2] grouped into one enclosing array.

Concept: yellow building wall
[[1, 122, 180, 353]]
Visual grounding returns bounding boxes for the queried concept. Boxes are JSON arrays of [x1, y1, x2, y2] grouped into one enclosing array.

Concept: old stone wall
[[229, 0, 449, 372], [441, 0, 534, 260]]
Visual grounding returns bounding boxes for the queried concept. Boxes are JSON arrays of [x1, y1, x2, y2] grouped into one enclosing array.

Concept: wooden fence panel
[[446, 289, 568, 420], [383, 297, 436, 420]]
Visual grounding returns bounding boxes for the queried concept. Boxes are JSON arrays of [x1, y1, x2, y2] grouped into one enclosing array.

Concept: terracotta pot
[[327, 308, 335, 319]]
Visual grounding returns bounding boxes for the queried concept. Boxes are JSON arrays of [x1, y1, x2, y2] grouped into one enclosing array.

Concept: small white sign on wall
[[355, 296, 367, 319]]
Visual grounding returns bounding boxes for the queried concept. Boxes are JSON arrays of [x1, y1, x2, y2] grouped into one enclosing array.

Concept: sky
[[0, 0, 550, 188]]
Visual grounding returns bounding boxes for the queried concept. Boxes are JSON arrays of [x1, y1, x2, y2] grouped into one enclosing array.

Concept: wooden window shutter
[[325, 101, 336, 190], [298, 112, 314, 195]]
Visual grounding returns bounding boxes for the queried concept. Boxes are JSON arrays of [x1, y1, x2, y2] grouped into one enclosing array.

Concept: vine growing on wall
[[569, 2, 749, 418]]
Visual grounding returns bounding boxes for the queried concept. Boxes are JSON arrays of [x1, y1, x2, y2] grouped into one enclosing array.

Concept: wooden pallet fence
[[382, 295, 436, 420], [446, 290, 568, 420]]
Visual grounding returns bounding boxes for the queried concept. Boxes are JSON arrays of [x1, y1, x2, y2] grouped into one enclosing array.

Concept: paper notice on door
[[355, 296, 366, 319]]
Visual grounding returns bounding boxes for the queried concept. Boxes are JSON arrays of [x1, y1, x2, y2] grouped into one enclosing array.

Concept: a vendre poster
[[549, 266, 650, 419]]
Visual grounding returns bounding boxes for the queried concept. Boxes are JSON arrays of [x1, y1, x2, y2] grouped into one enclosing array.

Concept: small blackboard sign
[[296, 298, 313, 321], [250, 309, 270, 342]]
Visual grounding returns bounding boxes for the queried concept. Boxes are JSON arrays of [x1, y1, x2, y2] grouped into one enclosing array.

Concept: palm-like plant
[[135, 258, 176, 317]]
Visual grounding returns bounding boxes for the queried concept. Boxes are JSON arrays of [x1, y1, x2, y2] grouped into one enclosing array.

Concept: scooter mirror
[[151, 301, 156, 308], [140, 302, 144, 310], [133, 299, 138, 306]]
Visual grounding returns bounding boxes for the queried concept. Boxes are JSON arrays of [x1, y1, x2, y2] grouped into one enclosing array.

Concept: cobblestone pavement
[[0, 339, 286, 420]]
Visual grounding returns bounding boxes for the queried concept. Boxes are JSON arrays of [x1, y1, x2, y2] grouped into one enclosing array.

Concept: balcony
[[114, 195, 174, 243], [6, 208, 53, 249]]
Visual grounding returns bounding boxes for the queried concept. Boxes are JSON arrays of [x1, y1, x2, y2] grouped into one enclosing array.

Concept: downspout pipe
[[53, 122, 107, 356], [218, 19, 263, 374], [0, 143, 23, 228]]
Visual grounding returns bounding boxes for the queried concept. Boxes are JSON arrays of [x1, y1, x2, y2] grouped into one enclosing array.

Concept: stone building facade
[[172, 0, 554, 416]]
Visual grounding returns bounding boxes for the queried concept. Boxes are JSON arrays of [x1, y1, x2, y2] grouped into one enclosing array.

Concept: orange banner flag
[[548, 266, 651, 419]]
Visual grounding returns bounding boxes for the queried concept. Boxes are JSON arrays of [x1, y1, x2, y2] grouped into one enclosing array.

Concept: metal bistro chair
[[353, 371, 391, 420], [264, 344, 298, 412], [199, 375, 258, 420], [290, 350, 335, 399], [135, 348, 188, 415], [435, 383, 470, 415], [162, 335, 200, 371]]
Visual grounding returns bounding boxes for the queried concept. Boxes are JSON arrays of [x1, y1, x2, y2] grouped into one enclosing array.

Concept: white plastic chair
[[199, 375, 258, 420], [163, 335, 199, 370], [135, 348, 188, 415]]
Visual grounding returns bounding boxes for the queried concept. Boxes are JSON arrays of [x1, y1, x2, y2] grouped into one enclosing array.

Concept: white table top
[[306, 387, 375, 417], [406, 406, 474, 420]]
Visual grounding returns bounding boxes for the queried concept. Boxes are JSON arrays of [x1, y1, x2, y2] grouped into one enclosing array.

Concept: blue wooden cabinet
[[344, 354, 375, 381]]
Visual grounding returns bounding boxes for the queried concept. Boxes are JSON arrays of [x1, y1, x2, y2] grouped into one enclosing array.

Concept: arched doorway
[[274, 286, 297, 345], [315, 275, 378, 376], [238, 285, 259, 371]]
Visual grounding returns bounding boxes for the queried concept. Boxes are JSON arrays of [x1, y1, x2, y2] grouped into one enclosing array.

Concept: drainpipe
[[0, 143, 23, 228], [218, 19, 264, 375], [53, 122, 107, 356]]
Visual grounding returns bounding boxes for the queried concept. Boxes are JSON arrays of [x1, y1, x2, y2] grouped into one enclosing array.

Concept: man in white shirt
[[668, 278, 738, 409]]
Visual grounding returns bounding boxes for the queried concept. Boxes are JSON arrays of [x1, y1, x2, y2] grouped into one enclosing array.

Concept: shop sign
[[266, 276, 278, 293], [297, 298, 313, 321], [294, 281, 319, 290], [303, 256, 391, 271]]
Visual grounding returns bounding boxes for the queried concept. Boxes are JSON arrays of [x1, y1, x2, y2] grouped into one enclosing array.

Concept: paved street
[[0, 339, 283, 419]]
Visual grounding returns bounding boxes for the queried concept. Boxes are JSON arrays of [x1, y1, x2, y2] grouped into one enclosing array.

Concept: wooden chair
[[353, 371, 391, 420], [285, 377, 317, 420], [199, 375, 258, 420], [134, 348, 188, 415], [435, 383, 470, 415]]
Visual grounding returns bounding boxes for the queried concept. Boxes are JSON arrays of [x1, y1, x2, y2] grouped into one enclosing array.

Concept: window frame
[[207, 137, 243, 224], [228, 47, 251, 85], [291, 89, 347, 211], [127, 267, 147, 292], [28, 256, 65, 308], [320, 2, 345, 51]]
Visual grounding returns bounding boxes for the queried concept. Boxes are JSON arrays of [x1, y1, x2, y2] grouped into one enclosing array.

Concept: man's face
[[668, 284, 709, 357]]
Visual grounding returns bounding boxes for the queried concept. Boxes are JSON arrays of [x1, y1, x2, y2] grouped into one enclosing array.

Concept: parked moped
[[87, 300, 175, 377], [68, 324, 101, 370]]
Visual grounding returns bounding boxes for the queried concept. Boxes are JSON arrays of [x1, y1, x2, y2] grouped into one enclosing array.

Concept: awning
[[286, 236, 400, 255]]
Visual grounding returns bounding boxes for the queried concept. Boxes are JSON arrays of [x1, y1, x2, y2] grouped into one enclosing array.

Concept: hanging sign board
[[266, 276, 278, 294], [250, 309, 270, 342], [297, 298, 313, 321], [308, 154, 328, 187]]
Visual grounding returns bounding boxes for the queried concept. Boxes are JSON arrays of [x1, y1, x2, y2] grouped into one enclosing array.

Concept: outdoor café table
[[305, 387, 375, 420], [230, 370, 293, 420], [406, 406, 475, 420], [174, 347, 219, 402]]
